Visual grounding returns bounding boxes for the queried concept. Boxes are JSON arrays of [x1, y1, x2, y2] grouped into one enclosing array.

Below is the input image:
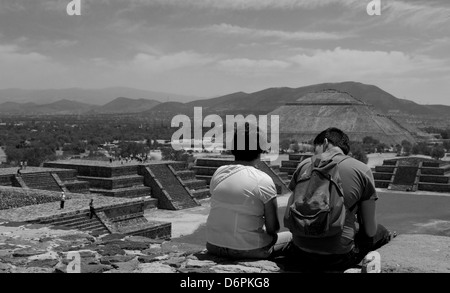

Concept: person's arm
[[359, 198, 378, 237], [264, 197, 280, 235]]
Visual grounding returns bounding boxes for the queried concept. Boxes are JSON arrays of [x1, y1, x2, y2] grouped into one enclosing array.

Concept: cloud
[[383, 1, 450, 29], [197, 23, 353, 41], [290, 47, 449, 79], [217, 58, 291, 76], [0, 0, 26, 13], [118, 0, 450, 30], [129, 51, 215, 72], [0, 44, 66, 88]]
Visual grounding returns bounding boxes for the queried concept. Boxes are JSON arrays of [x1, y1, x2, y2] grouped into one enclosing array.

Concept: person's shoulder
[[250, 167, 273, 185], [341, 156, 371, 170]]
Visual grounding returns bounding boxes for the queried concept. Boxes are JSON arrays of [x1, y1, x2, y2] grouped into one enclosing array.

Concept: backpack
[[284, 154, 353, 238]]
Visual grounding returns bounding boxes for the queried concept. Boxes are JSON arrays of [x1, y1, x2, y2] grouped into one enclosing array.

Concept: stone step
[[194, 158, 234, 168], [169, 162, 189, 171], [175, 170, 197, 180], [418, 182, 450, 192], [39, 212, 91, 224], [289, 153, 313, 161], [89, 186, 152, 198], [191, 188, 210, 199], [75, 221, 106, 230], [50, 215, 97, 226], [279, 167, 296, 175], [192, 166, 218, 176], [195, 175, 212, 185], [51, 217, 107, 231], [375, 180, 391, 188], [421, 168, 445, 176], [275, 172, 289, 180], [182, 179, 208, 190], [375, 166, 395, 173], [373, 172, 394, 181], [78, 174, 144, 189], [419, 175, 449, 184], [281, 160, 301, 168]]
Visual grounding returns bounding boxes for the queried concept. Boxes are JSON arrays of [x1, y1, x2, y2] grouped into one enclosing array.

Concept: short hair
[[313, 127, 350, 155], [231, 123, 264, 162]]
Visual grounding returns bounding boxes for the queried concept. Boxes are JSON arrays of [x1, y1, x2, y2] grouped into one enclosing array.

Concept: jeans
[[206, 231, 292, 260], [280, 224, 392, 272]]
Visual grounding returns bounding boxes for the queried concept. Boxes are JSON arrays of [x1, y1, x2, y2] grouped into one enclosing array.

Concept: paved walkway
[[0, 193, 142, 222]]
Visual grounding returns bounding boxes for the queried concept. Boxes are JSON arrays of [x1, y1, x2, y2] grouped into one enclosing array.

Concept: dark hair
[[231, 123, 264, 162], [313, 127, 350, 155]]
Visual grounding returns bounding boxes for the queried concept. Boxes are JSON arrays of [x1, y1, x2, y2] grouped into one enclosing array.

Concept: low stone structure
[[0, 189, 170, 240], [44, 160, 209, 210], [193, 156, 290, 194], [373, 157, 450, 192]]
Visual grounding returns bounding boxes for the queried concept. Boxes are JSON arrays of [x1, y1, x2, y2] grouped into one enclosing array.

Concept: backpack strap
[[330, 154, 359, 213], [293, 158, 312, 180]]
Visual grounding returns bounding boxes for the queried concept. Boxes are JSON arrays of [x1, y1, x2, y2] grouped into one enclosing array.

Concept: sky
[[0, 0, 449, 105]]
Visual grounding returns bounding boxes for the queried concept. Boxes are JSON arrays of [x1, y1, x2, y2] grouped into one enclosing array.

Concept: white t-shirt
[[206, 164, 277, 250]]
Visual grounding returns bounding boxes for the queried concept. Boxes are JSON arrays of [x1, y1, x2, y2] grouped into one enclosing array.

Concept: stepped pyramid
[[269, 90, 416, 145]]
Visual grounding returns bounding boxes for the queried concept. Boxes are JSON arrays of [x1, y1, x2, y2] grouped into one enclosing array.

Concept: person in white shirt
[[206, 123, 291, 259]]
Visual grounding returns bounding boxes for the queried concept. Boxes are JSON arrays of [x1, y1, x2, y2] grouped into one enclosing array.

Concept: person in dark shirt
[[89, 199, 95, 219]]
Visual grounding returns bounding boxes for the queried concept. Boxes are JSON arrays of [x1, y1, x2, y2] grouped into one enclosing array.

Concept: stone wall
[[44, 163, 138, 178], [0, 186, 61, 210], [418, 183, 450, 192]]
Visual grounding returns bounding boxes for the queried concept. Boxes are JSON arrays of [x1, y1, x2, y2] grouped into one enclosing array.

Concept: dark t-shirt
[[286, 147, 378, 254]]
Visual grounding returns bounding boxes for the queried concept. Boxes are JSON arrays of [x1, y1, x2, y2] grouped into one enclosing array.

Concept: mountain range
[[0, 82, 449, 118], [0, 87, 201, 105]]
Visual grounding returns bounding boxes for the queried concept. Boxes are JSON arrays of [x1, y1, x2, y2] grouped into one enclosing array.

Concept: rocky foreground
[[1, 223, 449, 273]]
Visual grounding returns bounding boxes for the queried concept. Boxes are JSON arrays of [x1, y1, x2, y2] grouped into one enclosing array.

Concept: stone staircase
[[21, 172, 62, 192], [144, 164, 200, 210], [170, 163, 210, 200], [38, 212, 110, 235]]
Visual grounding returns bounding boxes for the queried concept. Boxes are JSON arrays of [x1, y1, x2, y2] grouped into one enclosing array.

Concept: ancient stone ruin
[[269, 90, 418, 145], [373, 157, 450, 192]]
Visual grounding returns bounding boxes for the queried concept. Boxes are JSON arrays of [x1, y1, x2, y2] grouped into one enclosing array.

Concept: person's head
[[313, 127, 350, 155], [231, 123, 265, 162]]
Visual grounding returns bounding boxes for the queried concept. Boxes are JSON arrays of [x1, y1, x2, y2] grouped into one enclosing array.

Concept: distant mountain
[[0, 99, 97, 115], [0, 101, 38, 114], [142, 82, 447, 118], [1, 82, 448, 119], [35, 100, 98, 114], [90, 97, 160, 114], [0, 97, 159, 115], [0, 87, 203, 105]]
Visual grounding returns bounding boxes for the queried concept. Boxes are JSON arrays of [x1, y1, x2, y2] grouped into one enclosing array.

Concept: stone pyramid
[[269, 90, 416, 145]]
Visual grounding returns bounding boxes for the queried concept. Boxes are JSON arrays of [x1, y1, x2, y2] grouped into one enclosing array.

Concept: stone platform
[[0, 190, 170, 240], [373, 157, 450, 193], [0, 225, 448, 273], [44, 160, 209, 210]]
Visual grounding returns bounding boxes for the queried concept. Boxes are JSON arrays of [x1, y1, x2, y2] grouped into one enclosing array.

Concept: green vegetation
[[0, 115, 174, 167]]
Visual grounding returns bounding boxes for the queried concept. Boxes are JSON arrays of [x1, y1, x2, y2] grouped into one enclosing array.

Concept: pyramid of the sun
[[269, 90, 416, 145]]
